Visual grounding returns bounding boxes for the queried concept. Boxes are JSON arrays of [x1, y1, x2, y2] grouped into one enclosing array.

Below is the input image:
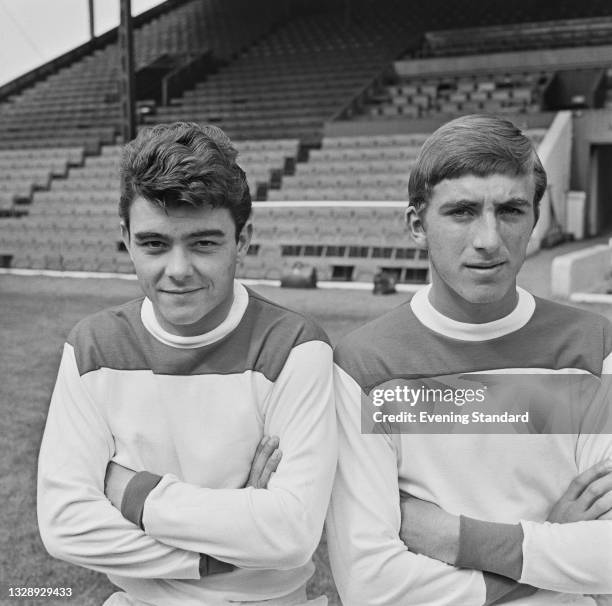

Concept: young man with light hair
[[37, 122, 336, 606], [327, 114, 612, 605]]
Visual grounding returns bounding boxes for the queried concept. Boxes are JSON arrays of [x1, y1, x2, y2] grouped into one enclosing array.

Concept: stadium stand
[[349, 10, 612, 121], [1, 137, 300, 272], [142, 9, 412, 143], [0, 0, 286, 211], [270, 134, 427, 201], [1, 0, 612, 282]]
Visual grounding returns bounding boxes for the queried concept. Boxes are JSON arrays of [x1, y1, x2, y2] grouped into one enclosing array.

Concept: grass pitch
[[4, 270, 612, 606], [0, 274, 408, 606]]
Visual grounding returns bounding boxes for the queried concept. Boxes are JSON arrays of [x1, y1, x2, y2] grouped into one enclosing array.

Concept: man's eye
[[194, 240, 216, 248], [450, 207, 472, 217], [142, 241, 166, 250], [500, 207, 523, 215]]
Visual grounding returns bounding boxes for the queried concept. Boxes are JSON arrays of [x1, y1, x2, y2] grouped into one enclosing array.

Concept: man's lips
[[159, 287, 204, 294], [464, 261, 506, 270]]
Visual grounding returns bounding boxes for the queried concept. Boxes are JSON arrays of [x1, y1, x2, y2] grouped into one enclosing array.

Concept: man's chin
[[156, 307, 211, 333], [460, 284, 514, 306]]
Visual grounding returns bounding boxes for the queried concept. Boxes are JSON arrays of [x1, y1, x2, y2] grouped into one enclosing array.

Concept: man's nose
[[472, 213, 502, 252], [165, 246, 194, 280]]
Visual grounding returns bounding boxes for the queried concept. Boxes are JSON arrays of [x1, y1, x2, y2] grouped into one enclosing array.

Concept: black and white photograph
[[1, 1, 612, 604]]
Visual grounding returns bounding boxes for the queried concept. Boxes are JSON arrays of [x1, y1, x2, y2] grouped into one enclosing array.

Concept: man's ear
[[406, 205, 427, 249], [120, 222, 132, 258], [237, 221, 253, 259]]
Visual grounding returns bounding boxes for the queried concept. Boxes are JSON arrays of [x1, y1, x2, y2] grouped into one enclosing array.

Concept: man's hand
[[104, 461, 136, 509], [399, 492, 460, 565], [244, 435, 282, 489], [201, 436, 281, 577], [104, 435, 282, 507], [547, 459, 612, 523]]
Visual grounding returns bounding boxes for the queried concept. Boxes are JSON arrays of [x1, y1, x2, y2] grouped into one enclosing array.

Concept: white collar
[[410, 284, 535, 341], [141, 280, 249, 349]]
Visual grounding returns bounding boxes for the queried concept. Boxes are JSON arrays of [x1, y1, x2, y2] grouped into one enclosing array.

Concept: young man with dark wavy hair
[[38, 122, 335, 606], [327, 114, 612, 605]]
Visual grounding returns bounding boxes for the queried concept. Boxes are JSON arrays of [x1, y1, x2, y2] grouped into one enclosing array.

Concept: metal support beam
[[118, 0, 136, 142], [88, 0, 95, 39]]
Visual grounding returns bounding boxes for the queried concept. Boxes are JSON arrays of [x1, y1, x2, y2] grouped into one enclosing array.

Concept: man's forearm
[[105, 465, 236, 577], [400, 496, 536, 605], [449, 509, 612, 593], [456, 516, 523, 580], [403, 498, 612, 595]]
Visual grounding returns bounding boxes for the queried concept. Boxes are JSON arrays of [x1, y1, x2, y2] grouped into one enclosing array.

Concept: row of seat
[[179, 87, 355, 103], [388, 86, 535, 106], [296, 160, 410, 175], [371, 100, 542, 119], [310, 146, 419, 162], [0, 136, 107, 155], [28, 202, 116, 217], [268, 186, 407, 201], [152, 105, 339, 122], [369, 69, 550, 120], [0, 146, 87, 209], [421, 14, 612, 57], [280, 173, 409, 189]]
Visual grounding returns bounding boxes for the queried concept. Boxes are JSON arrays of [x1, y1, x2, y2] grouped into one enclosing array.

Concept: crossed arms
[[327, 364, 612, 606], [400, 461, 612, 604], [37, 341, 336, 579], [104, 435, 283, 577]]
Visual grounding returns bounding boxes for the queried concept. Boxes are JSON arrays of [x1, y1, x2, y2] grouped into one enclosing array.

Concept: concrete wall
[[394, 45, 612, 79], [527, 111, 573, 255], [551, 243, 611, 298]]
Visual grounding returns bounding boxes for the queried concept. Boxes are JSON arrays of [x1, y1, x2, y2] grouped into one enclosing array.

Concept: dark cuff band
[[483, 573, 538, 605], [199, 554, 236, 577], [457, 515, 523, 581], [120, 471, 162, 530]]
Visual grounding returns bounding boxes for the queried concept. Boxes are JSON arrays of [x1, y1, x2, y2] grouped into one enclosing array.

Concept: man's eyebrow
[[133, 231, 166, 240], [133, 229, 226, 240], [439, 199, 479, 209], [499, 198, 531, 206], [439, 198, 531, 209], [185, 229, 226, 239]]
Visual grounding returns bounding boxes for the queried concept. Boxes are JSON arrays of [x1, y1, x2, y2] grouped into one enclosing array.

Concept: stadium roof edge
[[0, 0, 191, 104]]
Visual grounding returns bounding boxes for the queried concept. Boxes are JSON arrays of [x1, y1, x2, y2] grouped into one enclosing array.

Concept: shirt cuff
[[120, 471, 162, 529], [199, 554, 235, 577], [457, 515, 524, 580], [483, 573, 538, 605]]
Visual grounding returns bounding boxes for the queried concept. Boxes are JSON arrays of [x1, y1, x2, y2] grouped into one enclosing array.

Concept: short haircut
[[408, 114, 547, 223], [119, 122, 251, 239]]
